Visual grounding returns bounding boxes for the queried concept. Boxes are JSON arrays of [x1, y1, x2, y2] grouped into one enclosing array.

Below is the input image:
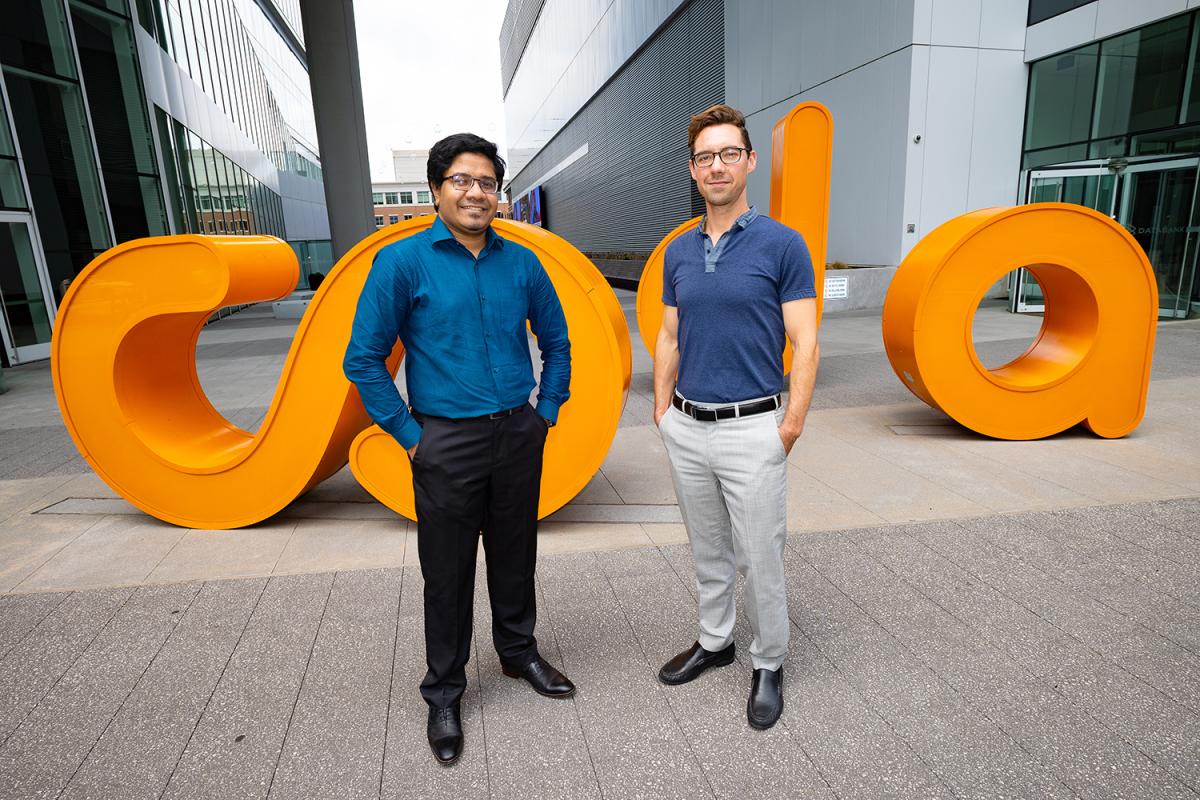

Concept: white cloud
[[352, 0, 509, 182]]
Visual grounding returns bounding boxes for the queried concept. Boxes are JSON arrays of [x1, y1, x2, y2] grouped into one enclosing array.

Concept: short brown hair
[[687, 104, 752, 153]]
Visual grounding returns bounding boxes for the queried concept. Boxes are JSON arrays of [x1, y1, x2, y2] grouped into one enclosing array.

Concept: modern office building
[[501, 0, 1200, 319], [0, 0, 333, 366], [372, 149, 511, 229]]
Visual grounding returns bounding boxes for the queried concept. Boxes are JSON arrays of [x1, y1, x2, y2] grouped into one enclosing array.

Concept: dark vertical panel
[[506, 0, 723, 255]]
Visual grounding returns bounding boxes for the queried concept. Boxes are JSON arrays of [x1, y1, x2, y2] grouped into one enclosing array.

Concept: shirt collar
[[429, 214, 504, 252], [696, 205, 759, 238]]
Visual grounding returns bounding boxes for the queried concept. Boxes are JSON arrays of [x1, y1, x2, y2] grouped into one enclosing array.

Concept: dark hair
[[427, 133, 505, 209], [687, 104, 752, 153]]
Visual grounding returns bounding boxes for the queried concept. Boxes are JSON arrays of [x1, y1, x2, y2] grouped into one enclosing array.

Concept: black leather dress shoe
[[747, 668, 783, 729], [501, 655, 576, 698], [427, 703, 463, 765], [658, 641, 736, 685]]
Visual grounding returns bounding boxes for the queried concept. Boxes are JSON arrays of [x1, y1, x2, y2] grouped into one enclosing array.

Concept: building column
[[298, 0, 374, 261]]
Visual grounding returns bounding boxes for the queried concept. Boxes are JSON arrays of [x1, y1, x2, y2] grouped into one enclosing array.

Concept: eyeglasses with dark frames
[[691, 147, 749, 168], [443, 173, 500, 194]]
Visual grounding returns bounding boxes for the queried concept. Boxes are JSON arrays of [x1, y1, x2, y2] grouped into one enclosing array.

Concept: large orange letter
[[635, 101, 833, 360], [882, 203, 1157, 439], [52, 218, 629, 528]]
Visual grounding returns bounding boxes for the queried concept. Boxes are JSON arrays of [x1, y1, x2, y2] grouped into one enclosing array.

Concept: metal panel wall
[[506, 0, 722, 255], [499, 0, 546, 97]]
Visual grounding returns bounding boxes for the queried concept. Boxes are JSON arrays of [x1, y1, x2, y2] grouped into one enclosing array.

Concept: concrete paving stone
[[0, 591, 68, 659], [784, 465, 888, 531], [1122, 497, 1200, 541], [59, 578, 266, 800], [1055, 659, 1200, 790], [0, 475, 75, 523], [535, 522, 653, 555], [594, 545, 677, 579], [785, 634, 958, 799], [14, 515, 188, 593], [276, 498, 401, 521], [273, 518, 405, 575], [147, 523, 297, 584], [537, 553, 712, 799], [546, 504, 683, 524], [0, 588, 131, 743], [599, 425, 678, 505], [955, 436, 1190, 505], [297, 464, 377, 504], [641, 522, 689, 545], [780, 547, 1076, 799], [269, 569, 400, 799], [474, 577, 599, 800], [33, 497, 135, 516], [1045, 435, 1200, 493], [161, 572, 333, 800], [0, 513, 100, 593], [0, 582, 199, 799], [381, 566, 489, 800], [822, 406, 1095, 514], [605, 568, 837, 800], [788, 426, 989, 523], [985, 680, 1197, 799], [566, 470, 624, 505]]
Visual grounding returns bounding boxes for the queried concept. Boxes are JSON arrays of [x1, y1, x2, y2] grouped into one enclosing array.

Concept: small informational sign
[[824, 275, 849, 299]]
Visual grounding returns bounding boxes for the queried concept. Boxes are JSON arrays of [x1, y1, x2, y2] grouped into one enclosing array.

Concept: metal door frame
[[0, 210, 56, 364]]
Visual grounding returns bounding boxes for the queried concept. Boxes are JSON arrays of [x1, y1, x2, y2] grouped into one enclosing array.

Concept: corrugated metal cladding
[[506, 0, 723, 256], [499, 0, 547, 98]]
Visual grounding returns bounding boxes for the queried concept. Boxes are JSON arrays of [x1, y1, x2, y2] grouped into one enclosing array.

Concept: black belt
[[413, 405, 525, 423], [671, 393, 781, 422]]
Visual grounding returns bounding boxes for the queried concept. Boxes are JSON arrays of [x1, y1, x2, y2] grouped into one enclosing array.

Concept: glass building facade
[[0, 0, 329, 366], [1023, 9, 1200, 318]]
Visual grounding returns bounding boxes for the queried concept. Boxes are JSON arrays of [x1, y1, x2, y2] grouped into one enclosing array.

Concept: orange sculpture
[[635, 101, 833, 361], [348, 222, 630, 520], [882, 204, 1157, 439], [52, 219, 629, 528]]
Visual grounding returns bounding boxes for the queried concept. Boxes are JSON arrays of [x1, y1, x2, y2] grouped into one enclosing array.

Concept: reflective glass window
[[400, 191, 413, 204], [4, 68, 112, 296], [417, 191, 431, 204], [385, 192, 399, 204], [1025, 45, 1099, 151], [1093, 16, 1190, 139], [70, 0, 167, 239], [0, 0, 78, 80], [372, 193, 384, 205]]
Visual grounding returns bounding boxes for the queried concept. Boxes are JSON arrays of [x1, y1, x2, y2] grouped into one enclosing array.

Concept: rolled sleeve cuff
[[535, 398, 562, 424], [391, 416, 423, 450]]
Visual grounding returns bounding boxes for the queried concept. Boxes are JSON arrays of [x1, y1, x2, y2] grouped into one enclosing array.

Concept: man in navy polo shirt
[[653, 104, 819, 729], [344, 133, 573, 766]]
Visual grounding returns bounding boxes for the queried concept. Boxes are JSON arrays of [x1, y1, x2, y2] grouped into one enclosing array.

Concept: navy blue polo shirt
[[663, 207, 815, 404]]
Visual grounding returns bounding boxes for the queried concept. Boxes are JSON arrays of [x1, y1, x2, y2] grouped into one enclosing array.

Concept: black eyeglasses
[[691, 147, 748, 168], [443, 173, 499, 194]]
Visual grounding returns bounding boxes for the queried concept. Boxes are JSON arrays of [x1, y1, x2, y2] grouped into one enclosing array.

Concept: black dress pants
[[412, 403, 548, 709]]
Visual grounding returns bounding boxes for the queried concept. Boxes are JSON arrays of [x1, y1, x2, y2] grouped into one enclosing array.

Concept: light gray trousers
[[659, 398, 789, 670]]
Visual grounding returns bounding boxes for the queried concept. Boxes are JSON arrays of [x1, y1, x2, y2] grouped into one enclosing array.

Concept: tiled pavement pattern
[[0, 499, 1197, 799]]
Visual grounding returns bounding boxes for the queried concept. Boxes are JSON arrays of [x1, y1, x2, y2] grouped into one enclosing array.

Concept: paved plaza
[[0, 290, 1198, 798]]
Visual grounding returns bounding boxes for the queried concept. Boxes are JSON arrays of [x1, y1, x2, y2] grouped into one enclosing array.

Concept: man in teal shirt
[[344, 133, 572, 767]]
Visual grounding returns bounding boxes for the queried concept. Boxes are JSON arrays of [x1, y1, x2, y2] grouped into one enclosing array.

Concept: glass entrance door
[[1021, 157, 1200, 318], [1118, 160, 1200, 319], [1017, 168, 1118, 312], [0, 211, 55, 363]]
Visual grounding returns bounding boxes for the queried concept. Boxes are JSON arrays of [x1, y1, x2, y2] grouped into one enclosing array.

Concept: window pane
[[1028, 0, 1094, 26], [0, 0, 78, 80], [1093, 16, 1190, 139], [1026, 45, 1098, 151], [385, 192, 398, 204], [71, 1, 166, 241], [0, 160, 28, 210], [1022, 143, 1088, 169], [417, 190, 431, 203], [0, 221, 53, 347], [400, 191, 412, 203], [372, 192, 384, 204], [4, 68, 111, 291]]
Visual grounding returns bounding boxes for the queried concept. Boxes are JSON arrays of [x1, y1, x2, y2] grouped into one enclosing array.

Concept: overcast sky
[[353, 0, 509, 182]]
